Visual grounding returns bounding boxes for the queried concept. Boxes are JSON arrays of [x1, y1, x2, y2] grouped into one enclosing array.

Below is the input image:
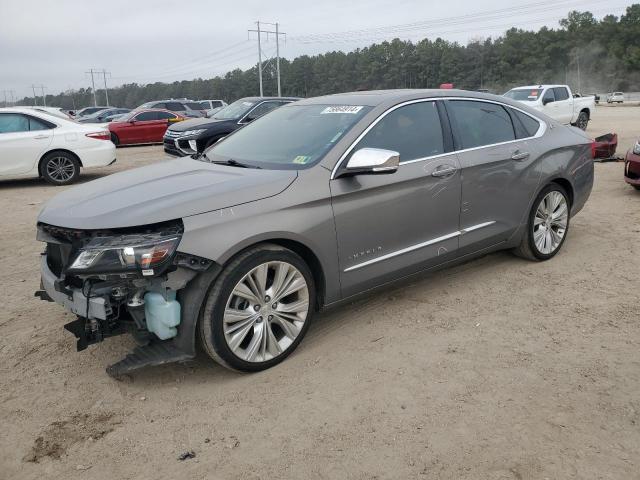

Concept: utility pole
[[8, 90, 15, 105], [40, 85, 46, 107], [275, 22, 281, 97], [31, 84, 38, 105], [248, 21, 286, 97], [576, 53, 581, 94], [101, 69, 111, 106], [86, 69, 98, 106]]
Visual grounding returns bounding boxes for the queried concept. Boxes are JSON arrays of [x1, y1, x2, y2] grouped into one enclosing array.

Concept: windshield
[[504, 89, 542, 101], [205, 104, 372, 169], [211, 99, 257, 120]]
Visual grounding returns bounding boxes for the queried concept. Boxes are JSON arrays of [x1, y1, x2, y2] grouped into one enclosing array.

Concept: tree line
[[14, 5, 640, 109]]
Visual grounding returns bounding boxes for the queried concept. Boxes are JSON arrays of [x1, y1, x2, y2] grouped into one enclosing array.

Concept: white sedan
[[0, 107, 116, 185]]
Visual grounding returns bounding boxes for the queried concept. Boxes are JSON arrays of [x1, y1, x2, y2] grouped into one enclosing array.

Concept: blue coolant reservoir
[[144, 291, 181, 340]]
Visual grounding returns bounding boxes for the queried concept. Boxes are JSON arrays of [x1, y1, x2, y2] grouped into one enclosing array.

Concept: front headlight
[[68, 232, 181, 276], [633, 142, 640, 155], [181, 129, 206, 137]]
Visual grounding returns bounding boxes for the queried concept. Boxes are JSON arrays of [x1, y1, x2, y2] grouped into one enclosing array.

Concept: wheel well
[[579, 108, 590, 119], [38, 149, 83, 174], [230, 239, 326, 309], [550, 178, 574, 206]]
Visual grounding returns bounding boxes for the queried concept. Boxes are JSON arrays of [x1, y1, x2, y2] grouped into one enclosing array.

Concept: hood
[[168, 116, 235, 132], [38, 158, 297, 229]]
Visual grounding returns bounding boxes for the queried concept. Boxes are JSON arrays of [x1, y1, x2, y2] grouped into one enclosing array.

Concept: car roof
[[237, 96, 301, 102], [293, 89, 523, 108]]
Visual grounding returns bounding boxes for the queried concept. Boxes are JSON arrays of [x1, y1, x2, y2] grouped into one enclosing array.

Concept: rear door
[[552, 87, 573, 124], [153, 111, 179, 142], [444, 99, 542, 256], [0, 113, 54, 175], [127, 111, 158, 143], [330, 100, 461, 297]]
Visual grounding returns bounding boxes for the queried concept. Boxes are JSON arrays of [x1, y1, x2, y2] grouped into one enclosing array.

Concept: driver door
[[330, 100, 461, 298]]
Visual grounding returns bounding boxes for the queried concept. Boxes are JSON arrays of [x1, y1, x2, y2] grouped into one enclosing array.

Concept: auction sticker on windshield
[[321, 106, 364, 114]]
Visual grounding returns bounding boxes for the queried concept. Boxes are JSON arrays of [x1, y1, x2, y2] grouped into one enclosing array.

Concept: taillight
[[86, 131, 111, 141]]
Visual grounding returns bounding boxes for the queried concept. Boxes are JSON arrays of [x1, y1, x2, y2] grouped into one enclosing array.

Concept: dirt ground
[[1, 105, 639, 480]]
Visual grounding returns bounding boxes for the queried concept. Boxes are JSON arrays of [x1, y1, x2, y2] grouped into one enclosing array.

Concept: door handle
[[431, 165, 457, 177], [511, 151, 530, 161], [33, 135, 49, 140]]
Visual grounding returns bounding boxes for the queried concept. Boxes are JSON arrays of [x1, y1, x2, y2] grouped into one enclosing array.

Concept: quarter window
[[542, 89, 555, 103], [353, 101, 444, 162], [447, 100, 515, 149], [511, 109, 541, 138]]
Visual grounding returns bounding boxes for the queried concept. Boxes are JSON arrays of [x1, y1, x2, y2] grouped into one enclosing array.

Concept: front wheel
[[513, 184, 570, 261], [199, 244, 315, 371]]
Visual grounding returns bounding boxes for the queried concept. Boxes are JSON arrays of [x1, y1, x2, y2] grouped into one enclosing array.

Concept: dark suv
[[163, 97, 299, 157], [137, 99, 206, 118]]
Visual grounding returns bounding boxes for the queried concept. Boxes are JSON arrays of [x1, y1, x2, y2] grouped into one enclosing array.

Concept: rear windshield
[[504, 89, 542, 101]]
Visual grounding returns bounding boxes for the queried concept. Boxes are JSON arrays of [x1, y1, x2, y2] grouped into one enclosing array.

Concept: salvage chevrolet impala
[[36, 90, 594, 376]]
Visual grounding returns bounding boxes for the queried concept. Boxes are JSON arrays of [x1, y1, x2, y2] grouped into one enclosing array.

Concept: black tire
[[40, 151, 80, 185], [199, 243, 316, 372], [513, 183, 571, 261], [633, 185, 640, 191], [574, 111, 589, 130], [110, 133, 120, 146]]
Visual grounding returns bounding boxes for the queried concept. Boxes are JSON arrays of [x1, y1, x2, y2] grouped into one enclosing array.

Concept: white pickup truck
[[504, 84, 595, 130]]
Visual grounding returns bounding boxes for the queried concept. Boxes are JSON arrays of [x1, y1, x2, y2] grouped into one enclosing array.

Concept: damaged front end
[[35, 220, 218, 377]]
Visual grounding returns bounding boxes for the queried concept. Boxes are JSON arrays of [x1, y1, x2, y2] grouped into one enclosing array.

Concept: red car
[[624, 139, 640, 190], [108, 109, 185, 146]]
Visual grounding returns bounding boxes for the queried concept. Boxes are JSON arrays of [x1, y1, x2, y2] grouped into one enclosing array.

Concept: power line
[[288, 0, 609, 43]]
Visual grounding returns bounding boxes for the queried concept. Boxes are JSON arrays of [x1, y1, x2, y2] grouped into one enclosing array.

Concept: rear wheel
[[574, 111, 589, 130], [513, 184, 570, 261], [40, 151, 80, 185], [199, 244, 315, 371]]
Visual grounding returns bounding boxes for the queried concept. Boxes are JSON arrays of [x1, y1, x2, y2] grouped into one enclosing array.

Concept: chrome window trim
[[330, 96, 546, 180], [343, 221, 496, 273]]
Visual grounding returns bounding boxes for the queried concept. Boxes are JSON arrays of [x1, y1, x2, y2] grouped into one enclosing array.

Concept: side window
[[156, 111, 176, 120], [135, 111, 158, 121], [28, 116, 54, 131], [553, 87, 570, 101], [211, 101, 223, 108], [0, 114, 30, 133], [510, 109, 541, 139], [165, 102, 184, 111], [447, 100, 515, 149], [352, 101, 444, 161], [542, 89, 555, 104], [244, 101, 280, 121]]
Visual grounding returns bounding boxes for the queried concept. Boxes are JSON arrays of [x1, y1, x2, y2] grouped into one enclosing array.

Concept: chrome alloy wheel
[[533, 191, 568, 255], [223, 261, 309, 362], [46, 156, 76, 182]]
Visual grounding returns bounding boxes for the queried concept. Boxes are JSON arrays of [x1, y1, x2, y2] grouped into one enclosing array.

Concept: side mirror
[[342, 148, 400, 176], [542, 97, 554, 106]]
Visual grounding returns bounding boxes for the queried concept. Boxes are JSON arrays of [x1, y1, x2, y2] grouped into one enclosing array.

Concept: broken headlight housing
[[67, 232, 181, 276]]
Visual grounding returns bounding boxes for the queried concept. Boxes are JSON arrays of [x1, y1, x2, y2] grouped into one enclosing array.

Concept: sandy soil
[[1, 106, 639, 480]]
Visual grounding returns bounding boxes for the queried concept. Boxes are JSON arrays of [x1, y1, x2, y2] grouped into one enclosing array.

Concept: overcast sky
[[0, 0, 631, 100]]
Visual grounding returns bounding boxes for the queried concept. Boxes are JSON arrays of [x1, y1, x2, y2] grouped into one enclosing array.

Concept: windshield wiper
[[211, 159, 261, 169]]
